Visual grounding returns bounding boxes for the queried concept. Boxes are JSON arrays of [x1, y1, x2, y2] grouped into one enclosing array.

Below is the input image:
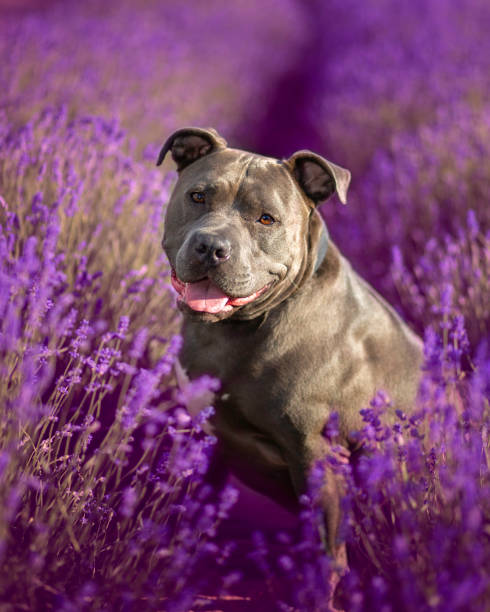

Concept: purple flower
[[121, 486, 137, 518], [323, 411, 340, 441]]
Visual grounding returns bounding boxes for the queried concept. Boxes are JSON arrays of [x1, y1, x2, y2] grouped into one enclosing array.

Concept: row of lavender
[[1, 0, 489, 609]]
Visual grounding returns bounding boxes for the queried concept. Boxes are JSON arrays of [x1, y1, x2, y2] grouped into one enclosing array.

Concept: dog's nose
[[193, 233, 231, 266]]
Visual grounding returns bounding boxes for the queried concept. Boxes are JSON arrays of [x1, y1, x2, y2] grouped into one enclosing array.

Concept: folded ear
[[286, 150, 351, 205], [156, 127, 227, 171]]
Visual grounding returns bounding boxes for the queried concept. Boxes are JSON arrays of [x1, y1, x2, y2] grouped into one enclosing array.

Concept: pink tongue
[[184, 279, 230, 313]]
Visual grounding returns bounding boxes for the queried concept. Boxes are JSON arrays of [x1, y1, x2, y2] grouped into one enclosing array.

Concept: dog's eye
[[190, 191, 206, 204], [258, 214, 275, 225]]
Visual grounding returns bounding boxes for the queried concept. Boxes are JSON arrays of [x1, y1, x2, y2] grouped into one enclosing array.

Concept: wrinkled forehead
[[177, 149, 301, 201]]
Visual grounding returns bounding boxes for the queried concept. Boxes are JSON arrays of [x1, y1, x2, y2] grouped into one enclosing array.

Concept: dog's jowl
[[157, 127, 423, 568]]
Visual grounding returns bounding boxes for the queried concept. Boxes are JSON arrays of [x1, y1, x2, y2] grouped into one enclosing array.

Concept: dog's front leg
[[286, 435, 349, 609], [286, 435, 347, 557]]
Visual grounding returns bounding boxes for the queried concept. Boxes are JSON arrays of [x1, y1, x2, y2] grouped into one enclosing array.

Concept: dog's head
[[157, 127, 351, 321]]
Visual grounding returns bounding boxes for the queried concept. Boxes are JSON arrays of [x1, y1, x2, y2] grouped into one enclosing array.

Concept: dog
[[157, 127, 423, 570]]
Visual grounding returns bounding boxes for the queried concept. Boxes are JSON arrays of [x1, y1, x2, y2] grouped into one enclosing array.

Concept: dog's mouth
[[171, 270, 270, 314]]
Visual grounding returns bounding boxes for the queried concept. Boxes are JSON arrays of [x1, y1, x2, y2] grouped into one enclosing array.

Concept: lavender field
[[0, 0, 489, 610]]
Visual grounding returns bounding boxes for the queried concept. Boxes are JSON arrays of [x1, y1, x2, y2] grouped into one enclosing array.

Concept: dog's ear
[[286, 150, 351, 205], [156, 127, 227, 171]]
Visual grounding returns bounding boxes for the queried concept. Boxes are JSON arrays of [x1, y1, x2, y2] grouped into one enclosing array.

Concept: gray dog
[[157, 127, 422, 569]]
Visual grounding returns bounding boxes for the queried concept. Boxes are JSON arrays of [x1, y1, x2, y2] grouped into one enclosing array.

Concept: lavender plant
[[335, 319, 490, 611], [0, 109, 240, 609]]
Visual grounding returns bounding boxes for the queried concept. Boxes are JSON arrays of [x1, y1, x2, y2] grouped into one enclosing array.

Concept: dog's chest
[[180, 317, 300, 437]]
